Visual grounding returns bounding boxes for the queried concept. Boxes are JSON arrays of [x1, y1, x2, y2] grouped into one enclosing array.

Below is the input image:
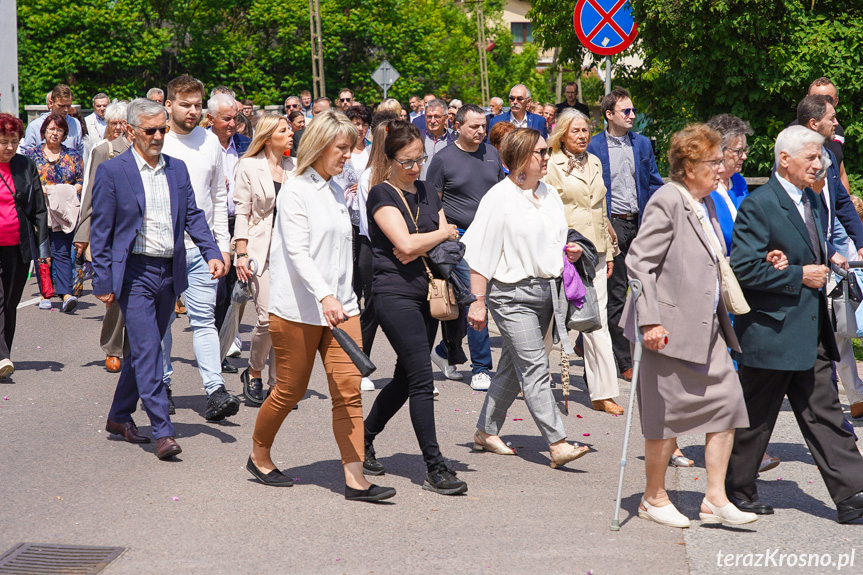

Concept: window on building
[[511, 22, 533, 44]]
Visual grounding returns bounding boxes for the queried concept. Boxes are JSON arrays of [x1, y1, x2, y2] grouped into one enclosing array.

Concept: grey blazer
[[620, 182, 740, 365]]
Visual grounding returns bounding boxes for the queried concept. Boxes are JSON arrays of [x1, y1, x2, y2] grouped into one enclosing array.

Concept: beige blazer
[[232, 151, 295, 275], [542, 149, 613, 261], [620, 183, 740, 365]]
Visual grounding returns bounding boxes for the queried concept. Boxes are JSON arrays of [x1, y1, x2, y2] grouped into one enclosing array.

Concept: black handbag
[[330, 326, 376, 377]]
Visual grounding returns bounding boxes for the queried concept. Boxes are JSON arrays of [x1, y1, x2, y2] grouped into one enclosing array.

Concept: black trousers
[[364, 291, 444, 471], [726, 340, 863, 505], [608, 217, 639, 373], [356, 234, 378, 356], [0, 246, 28, 360], [214, 216, 236, 333]]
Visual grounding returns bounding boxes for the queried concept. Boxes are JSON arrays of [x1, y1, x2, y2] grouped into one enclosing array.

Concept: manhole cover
[[0, 543, 125, 574]]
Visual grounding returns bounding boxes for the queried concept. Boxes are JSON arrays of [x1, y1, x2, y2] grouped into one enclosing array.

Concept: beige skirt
[[636, 315, 749, 440]]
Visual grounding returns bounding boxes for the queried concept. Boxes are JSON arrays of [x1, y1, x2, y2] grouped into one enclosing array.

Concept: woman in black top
[[363, 120, 467, 495]]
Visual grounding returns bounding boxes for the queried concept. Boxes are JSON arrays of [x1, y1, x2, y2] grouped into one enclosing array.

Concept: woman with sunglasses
[[463, 128, 591, 469], [362, 120, 468, 495]]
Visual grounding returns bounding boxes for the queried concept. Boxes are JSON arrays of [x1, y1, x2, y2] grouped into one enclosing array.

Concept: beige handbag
[[672, 182, 750, 315], [389, 182, 460, 321]]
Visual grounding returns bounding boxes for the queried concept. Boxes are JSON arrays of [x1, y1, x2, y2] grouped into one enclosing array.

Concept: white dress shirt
[[462, 178, 568, 283], [218, 136, 239, 217], [130, 148, 174, 258], [776, 173, 805, 220], [268, 167, 359, 326]]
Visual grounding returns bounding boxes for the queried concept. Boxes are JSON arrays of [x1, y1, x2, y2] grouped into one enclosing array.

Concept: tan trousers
[[252, 314, 364, 464], [248, 267, 276, 386], [100, 303, 128, 358]]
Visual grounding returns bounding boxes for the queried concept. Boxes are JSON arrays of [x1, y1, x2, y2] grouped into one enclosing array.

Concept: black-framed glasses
[[131, 125, 167, 135], [727, 145, 750, 157], [509, 96, 526, 102], [619, 107, 637, 117], [394, 154, 428, 168], [533, 147, 552, 159]]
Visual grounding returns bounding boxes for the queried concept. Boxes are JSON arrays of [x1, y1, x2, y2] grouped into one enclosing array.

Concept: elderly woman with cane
[[621, 124, 756, 528], [464, 127, 591, 469]]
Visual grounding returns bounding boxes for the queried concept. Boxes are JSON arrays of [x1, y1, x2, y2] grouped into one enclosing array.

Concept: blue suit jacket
[[232, 133, 251, 156], [587, 130, 664, 219], [821, 146, 863, 252], [487, 111, 548, 139], [90, 149, 222, 297]]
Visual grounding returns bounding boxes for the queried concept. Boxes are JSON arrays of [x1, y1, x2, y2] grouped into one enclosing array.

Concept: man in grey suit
[[726, 125, 863, 523]]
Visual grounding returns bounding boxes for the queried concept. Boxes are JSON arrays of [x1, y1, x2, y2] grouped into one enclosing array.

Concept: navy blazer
[[587, 130, 664, 219], [232, 133, 251, 156], [90, 148, 222, 297], [821, 146, 863, 251], [487, 111, 548, 139]]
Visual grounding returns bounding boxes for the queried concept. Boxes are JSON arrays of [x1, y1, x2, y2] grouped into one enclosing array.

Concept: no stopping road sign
[[573, 0, 638, 56]]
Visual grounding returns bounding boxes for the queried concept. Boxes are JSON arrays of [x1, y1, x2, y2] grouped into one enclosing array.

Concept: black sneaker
[[423, 463, 467, 495], [363, 441, 386, 476], [205, 386, 240, 421], [166, 387, 176, 415]]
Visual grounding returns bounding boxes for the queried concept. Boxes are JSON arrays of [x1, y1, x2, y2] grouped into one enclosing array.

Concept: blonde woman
[[543, 109, 623, 415], [234, 115, 295, 404], [246, 110, 396, 502]]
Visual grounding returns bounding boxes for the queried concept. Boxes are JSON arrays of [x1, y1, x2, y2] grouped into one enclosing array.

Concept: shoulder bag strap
[[385, 180, 435, 279]]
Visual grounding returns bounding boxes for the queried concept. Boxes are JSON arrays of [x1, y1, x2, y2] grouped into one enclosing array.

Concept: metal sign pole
[[605, 56, 612, 95]]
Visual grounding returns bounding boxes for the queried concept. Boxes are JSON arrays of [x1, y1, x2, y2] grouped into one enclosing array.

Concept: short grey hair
[[490, 96, 504, 107], [92, 92, 109, 104], [104, 101, 128, 123], [146, 87, 164, 100], [510, 83, 531, 100], [207, 93, 236, 116], [285, 95, 300, 106], [707, 114, 754, 151], [127, 97, 168, 126], [448, 99, 463, 110], [774, 125, 825, 166], [425, 98, 447, 113]]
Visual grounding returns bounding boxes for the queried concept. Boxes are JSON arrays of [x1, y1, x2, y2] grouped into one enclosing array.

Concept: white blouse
[[268, 167, 360, 326], [462, 178, 569, 283]]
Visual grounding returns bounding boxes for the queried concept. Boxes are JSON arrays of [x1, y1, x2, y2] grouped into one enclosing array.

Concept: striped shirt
[[131, 148, 174, 258]]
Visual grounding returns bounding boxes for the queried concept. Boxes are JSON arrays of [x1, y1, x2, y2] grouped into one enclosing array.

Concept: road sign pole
[[383, 85, 388, 99], [605, 56, 612, 96]]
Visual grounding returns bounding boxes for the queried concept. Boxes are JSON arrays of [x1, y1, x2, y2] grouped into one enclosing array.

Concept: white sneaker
[[430, 349, 463, 381], [433, 386, 440, 397], [360, 377, 375, 391], [38, 299, 52, 310], [227, 341, 242, 358], [0, 358, 14, 379], [470, 372, 491, 391]]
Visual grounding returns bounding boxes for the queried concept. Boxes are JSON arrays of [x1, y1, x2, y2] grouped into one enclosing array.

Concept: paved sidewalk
[[0, 279, 860, 574]]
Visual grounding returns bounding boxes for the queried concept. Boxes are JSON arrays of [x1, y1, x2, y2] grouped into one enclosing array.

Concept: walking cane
[[610, 279, 643, 531]]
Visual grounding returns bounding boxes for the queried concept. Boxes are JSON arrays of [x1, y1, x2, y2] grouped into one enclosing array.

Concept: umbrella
[[73, 253, 85, 297], [218, 259, 257, 362]]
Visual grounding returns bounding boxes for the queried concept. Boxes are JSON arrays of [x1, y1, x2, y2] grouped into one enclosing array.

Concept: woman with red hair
[[0, 113, 51, 378]]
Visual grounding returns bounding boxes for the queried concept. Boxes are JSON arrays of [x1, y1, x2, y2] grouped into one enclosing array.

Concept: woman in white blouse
[[464, 128, 592, 469], [246, 109, 395, 502], [233, 115, 294, 404]]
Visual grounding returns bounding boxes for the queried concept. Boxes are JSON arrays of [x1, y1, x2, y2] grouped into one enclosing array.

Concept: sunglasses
[[394, 154, 428, 169], [339, 98, 352, 102], [132, 125, 167, 135], [508, 96, 526, 102], [286, 104, 300, 109], [617, 107, 637, 117], [533, 147, 552, 159]]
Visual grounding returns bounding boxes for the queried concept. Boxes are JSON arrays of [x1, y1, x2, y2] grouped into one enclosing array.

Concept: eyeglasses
[[339, 98, 352, 103], [508, 96, 526, 102], [286, 104, 300, 109], [394, 154, 428, 169], [618, 107, 637, 117], [533, 147, 552, 159], [727, 145, 750, 157], [131, 125, 167, 135], [701, 158, 724, 167]]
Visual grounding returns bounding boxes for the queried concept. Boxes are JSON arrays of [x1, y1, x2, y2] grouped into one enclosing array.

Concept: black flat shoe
[[837, 491, 863, 524], [246, 456, 293, 486], [345, 484, 396, 502], [728, 495, 774, 515], [363, 441, 386, 475], [242, 369, 266, 405], [222, 359, 238, 374]]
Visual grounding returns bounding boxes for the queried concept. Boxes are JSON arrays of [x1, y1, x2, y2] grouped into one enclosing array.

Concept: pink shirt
[[0, 163, 21, 246]]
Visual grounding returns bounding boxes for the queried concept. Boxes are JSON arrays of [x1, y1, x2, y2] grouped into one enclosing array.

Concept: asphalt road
[[0, 278, 860, 574]]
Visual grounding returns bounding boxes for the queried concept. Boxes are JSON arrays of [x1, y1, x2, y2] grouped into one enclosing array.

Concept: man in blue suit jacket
[[487, 84, 548, 140], [91, 98, 226, 460], [586, 87, 664, 381]]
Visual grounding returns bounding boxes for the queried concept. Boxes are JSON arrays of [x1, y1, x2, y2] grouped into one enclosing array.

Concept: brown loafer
[[175, 299, 186, 315], [851, 402, 863, 419], [156, 437, 182, 460], [592, 399, 625, 415], [620, 368, 633, 382], [105, 356, 121, 373], [106, 419, 150, 443]]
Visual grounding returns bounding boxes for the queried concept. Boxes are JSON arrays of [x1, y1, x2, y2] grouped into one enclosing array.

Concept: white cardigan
[[268, 167, 359, 326]]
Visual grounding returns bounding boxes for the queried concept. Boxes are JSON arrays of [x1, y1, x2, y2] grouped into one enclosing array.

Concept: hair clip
[[385, 125, 389, 133]]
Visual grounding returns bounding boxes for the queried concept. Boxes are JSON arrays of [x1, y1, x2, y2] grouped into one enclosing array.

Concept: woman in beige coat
[[234, 115, 295, 403], [543, 109, 623, 415], [622, 124, 755, 529]]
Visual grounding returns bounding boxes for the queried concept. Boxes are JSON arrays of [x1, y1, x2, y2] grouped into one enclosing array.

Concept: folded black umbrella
[[330, 326, 376, 377], [426, 240, 465, 279]]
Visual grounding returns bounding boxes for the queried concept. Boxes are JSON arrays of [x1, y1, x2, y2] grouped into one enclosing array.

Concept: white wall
[[0, 0, 20, 116]]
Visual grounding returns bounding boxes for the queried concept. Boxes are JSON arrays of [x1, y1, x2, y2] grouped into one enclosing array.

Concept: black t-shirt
[[367, 180, 442, 298], [272, 180, 281, 221], [556, 101, 591, 118], [425, 142, 504, 230]]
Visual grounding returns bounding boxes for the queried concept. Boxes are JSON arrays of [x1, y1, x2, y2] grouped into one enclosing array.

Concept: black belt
[[610, 213, 638, 221]]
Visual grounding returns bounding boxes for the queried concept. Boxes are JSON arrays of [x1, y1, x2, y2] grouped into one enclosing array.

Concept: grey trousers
[[477, 278, 566, 445], [100, 302, 128, 358]]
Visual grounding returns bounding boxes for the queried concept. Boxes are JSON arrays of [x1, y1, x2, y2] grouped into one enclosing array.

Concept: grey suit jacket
[[621, 182, 740, 365], [74, 137, 131, 244]]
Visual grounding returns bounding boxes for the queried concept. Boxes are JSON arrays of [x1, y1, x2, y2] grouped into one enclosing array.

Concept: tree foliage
[[529, 0, 863, 179], [17, 0, 542, 110]]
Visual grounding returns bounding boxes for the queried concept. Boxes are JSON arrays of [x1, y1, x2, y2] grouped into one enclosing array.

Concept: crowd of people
[[1, 73, 862, 521]]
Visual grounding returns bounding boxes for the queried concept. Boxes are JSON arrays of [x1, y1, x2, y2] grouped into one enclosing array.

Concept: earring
[[516, 172, 527, 186]]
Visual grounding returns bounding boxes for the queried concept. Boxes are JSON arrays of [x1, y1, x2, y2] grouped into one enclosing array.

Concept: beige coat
[[232, 151, 295, 275], [542, 149, 613, 262], [621, 183, 740, 365]]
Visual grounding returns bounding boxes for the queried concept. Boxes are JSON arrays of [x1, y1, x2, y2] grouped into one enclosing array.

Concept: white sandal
[[638, 498, 691, 528], [699, 499, 758, 526]]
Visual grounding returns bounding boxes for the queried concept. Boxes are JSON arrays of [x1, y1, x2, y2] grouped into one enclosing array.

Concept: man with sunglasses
[[338, 88, 354, 111], [90, 98, 226, 459], [587, 86, 663, 382], [487, 84, 548, 139], [283, 96, 301, 117]]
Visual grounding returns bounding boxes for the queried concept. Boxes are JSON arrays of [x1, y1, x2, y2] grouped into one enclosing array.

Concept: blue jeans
[[433, 258, 492, 374], [161, 247, 224, 395], [49, 230, 75, 296]]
